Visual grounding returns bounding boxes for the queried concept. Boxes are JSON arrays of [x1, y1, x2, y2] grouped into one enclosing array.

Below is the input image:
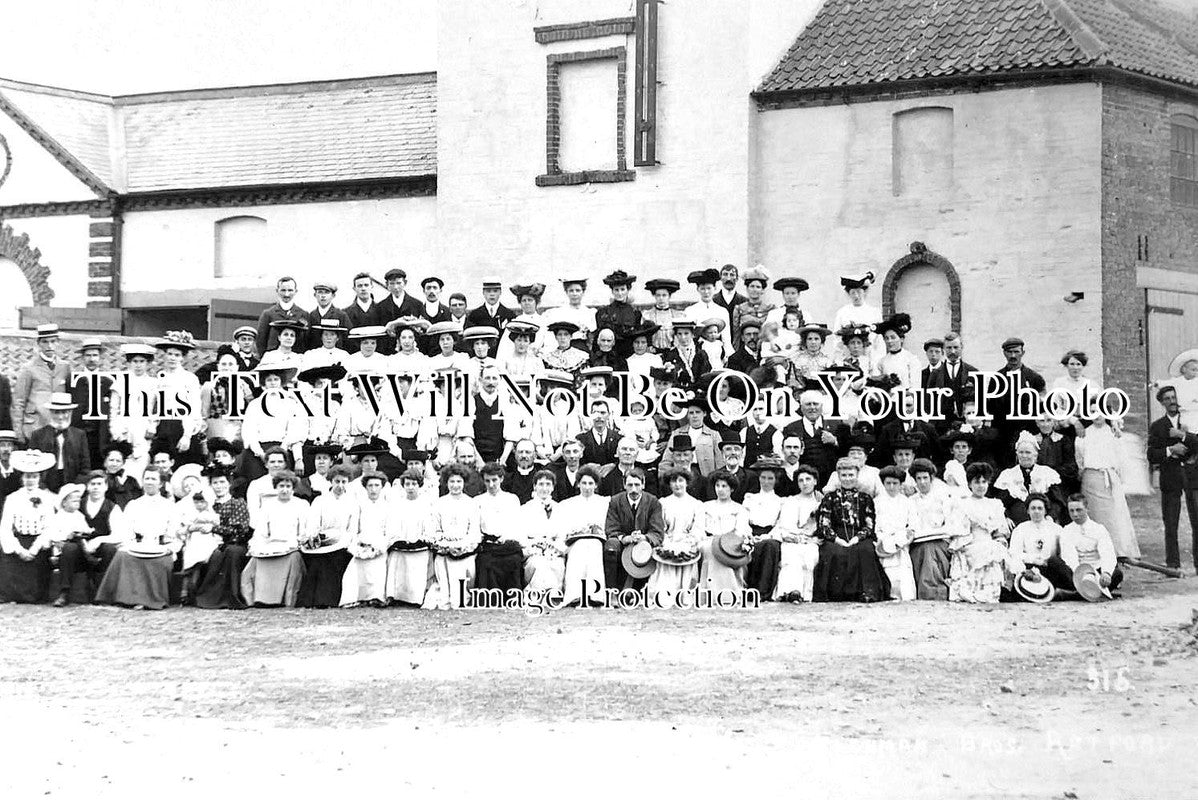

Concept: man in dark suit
[[725, 319, 762, 374], [924, 332, 976, 429], [989, 337, 1046, 466], [576, 400, 620, 467], [782, 389, 846, 485], [874, 391, 940, 468], [255, 276, 309, 355], [713, 263, 748, 312], [704, 439, 758, 502], [919, 337, 944, 388], [552, 440, 585, 501], [500, 439, 538, 503], [599, 436, 658, 497], [343, 272, 383, 353], [305, 281, 352, 350], [465, 276, 517, 331], [1147, 385, 1198, 570], [29, 393, 92, 493], [376, 268, 426, 355], [70, 338, 112, 469], [603, 468, 665, 590]]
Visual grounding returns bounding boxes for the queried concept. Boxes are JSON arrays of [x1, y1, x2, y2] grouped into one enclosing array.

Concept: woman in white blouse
[[423, 464, 482, 610], [1076, 414, 1140, 559], [94, 466, 180, 610], [699, 470, 751, 593], [152, 332, 204, 465], [386, 468, 436, 606], [241, 357, 308, 481], [872, 314, 921, 392], [296, 465, 355, 608], [0, 450, 58, 603], [558, 466, 608, 606], [240, 471, 308, 607], [521, 471, 565, 594], [645, 469, 704, 599], [387, 319, 430, 377], [340, 471, 391, 607]]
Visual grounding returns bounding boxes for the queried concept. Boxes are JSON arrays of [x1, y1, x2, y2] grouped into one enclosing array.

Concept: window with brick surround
[[1172, 115, 1198, 208], [214, 215, 267, 278], [537, 48, 635, 187]]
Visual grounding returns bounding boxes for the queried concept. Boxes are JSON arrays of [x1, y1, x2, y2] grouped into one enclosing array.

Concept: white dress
[[773, 493, 821, 601], [646, 493, 704, 598], [385, 496, 435, 604], [874, 491, 916, 601], [1076, 426, 1140, 558], [698, 501, 749, 592], [521, 498, 566, 594], [424, 494, 481, 610], [340, 497, 390, 606], [558, 493, 609, 605]]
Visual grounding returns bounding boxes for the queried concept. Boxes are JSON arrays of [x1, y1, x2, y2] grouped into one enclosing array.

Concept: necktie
[[543, 503, 552, 519], [56, 432, 65, 470]]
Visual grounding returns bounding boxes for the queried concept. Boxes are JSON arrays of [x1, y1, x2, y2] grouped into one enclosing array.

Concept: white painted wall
[[121, 195, 437, 308], [0, 111, 100, 204], [752, 83, 1105, 381]]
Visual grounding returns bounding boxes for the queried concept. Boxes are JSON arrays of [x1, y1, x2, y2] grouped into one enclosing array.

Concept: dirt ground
[[2, 495, 1196, 800]]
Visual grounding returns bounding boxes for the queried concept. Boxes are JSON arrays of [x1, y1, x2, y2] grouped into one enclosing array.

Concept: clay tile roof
[[758, 0, 1198, 95], [0, 72, 437, 194]]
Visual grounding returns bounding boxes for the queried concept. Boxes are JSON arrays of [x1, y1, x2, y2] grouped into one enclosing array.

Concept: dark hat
[[687, 268, 720, 286], [718, 438, 745, 450], [890, 435, 919, 452], [602, 270, 637, 287], [101, 440, 134, 460], [844, 431, 876, 452], [201, 464, 236, 481], [205, 437, 242, 457], [1001, 337, 1025, 350], [509, 283, 546, 300], [941, 429, 976, 447], [836, 324, 873, 343], [839, 271, 875, 290], [738, 317, 764, 333], [671, 318, 697, 331], [923, 338, 945, 351], [269, 318, 309, 332], [671, 434, 695, 451], [749, 455, 784, 472], [384, 268, 408, 282], [624, 323, 660, 342], [421, 276, 444, 288], [772, 277, 810, 292], [797, 322, 832, 339], [644, 278, 681, 294], [298, 364, 347, 384], [711, 532, 752, 568], [346, 438, 391, 459], [546, 320, 580, 336], [649, 366, 677, 383], [306, 441, 345, 457], [824, 363, 863, 376], [874, 313, 912, 337], [401, 449, 431, 462]]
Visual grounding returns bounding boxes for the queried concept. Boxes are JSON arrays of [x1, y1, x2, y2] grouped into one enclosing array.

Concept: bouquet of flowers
[[656, 535, 699, 561], [527, 534, 565, 558], [565, 523, 604, 544]]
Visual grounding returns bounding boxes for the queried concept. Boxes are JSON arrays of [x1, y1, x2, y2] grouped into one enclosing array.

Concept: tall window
[[214, 216, 267, 278], [892, 107, 954, 197], [1172, 114, 1198, 208]]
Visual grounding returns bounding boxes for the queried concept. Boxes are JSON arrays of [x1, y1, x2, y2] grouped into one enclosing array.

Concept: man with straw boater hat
[[28, 392, 90, 493], [12, 323, 71, 442]]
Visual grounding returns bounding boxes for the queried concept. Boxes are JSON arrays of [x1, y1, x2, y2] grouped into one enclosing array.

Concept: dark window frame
[[1171, 114, 1198, 208]]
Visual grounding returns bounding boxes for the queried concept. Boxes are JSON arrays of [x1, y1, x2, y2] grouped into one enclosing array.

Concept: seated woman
[[993, 432, 1067, 525], [948, 463, 1020, 604], [0, 450, 58, 603], [240, 356, 307, 483], [424, 464, 482, 609], [386, 468, 436, 606], [340, 470, 391, 607], [522, 470, 566, 594], [646, 468, 704, 601], [874, 464, 916, 601], [240, 470, 308, 608], [543, 321, 588, 377], [1007, 492, 1071, 595], [773, 465, 821, 602], [812, 457, 889, 603], [473, 462, 525, 595], [698, 470, 751, 593], [53, 471, 127, 606], [194, 466, 253, 609], [558, 466, 608, 606], [175, 483, 221, 604], [296, 465, 354, 608], [743, 459, 786, 600], [94, 466, 180, 610]]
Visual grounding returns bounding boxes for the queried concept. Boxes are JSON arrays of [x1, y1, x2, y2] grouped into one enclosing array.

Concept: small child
[[621, 399, 663, 466], [761, 319, 801, 384], [50, 484, 92, 561], [700, 319, 728, 369], [874, 466, 916, 601], [773, 465, 822, 602], [942, 431, 973, 497], [177, 491, 222, 601]]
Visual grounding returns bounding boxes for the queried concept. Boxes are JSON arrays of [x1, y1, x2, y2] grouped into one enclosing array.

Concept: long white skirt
[[773, 541, 820, 601], [561, 539, 606, 605], [524, 553, 565, 594], [879, 547, 917, 601], [698, 539, 745, 593], [423, 554, 476, 609], [1081, 468, 1141, 559], [645, 561, 700, 602], [340, 554, 389, 605], [182, 532, 221, 572], [385, 550, 433, 605]]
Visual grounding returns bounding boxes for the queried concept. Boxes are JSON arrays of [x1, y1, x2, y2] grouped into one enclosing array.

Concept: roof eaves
[[0, 90, 112, 197]]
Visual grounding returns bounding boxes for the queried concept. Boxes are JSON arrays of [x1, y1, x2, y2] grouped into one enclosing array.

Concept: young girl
[[760, 320, 799, 384], [941, 430, 973, 497], [790, 323, 834, 381], [625, 327, 663, 385], [874, 466, 916, 601], [699, 318, 728, 370], [773, 465, 821, 602], [948, 463, 1019, 604]]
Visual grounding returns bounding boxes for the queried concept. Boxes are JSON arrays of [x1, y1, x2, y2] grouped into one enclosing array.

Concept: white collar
[[278, 301, 294, 311]]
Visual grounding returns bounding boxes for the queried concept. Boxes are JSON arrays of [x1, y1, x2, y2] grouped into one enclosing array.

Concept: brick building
[[0, 0, 1196, 426]]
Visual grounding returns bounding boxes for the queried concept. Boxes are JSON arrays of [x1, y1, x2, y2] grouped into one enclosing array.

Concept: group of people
[[0, 263, 1165, 609]]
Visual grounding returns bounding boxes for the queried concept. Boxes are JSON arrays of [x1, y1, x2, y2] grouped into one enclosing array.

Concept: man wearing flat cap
[[69, 338, 113, 468], [305, 281, 352, 350], [920, 337, 945, 390], [730, 265, 776, 349], [256, 276, 309, 356], [992, 337, 1046, 467], [593, 270, 643, 347], [376, 268, 425, 355], [12, 323, 71, 442], [466, 276, 517, 331]]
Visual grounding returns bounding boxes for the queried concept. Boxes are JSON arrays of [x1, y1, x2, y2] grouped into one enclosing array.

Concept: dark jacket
[[376, 293, 425, 355], [576, 427, 621, 467], [725, 347, 760, 375], [255, 303, 310, 355], [604, 491, 666, 546], [924, 359, 977, 427], [781, 417, 847, 485], [343, 300, 383, 352], [305, 306, 353, 350], [1148, 414, 1198, 493], [599, 464, 658, 498], [465, 303, 517, 331], [28, 425, 92, 493]]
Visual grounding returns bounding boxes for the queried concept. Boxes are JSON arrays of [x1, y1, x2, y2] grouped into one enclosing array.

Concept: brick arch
[[0, 223, 55, 305], [881, 241, 961, 334]]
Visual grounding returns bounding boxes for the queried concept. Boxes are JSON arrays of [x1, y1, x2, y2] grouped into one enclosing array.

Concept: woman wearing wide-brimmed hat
[[193, 465, 253, 609], [263, 318, 307, 368], [94, 466, 181, 610], [593, 270, 643, 349], [152, 331, 205, 466], [542, 321, 588, 376], [199, 345, 246, 445], [789, 322, 834, 381], [240, 353, 308, 483], [425, 321, 470, 374], [0, 449, 58, 603], [342, 326, 391, 374], [497, 283, 550, 362], [386, 316, 431, 377], [831, 271, 884, 362], [301, 319, 350, 370], [108, 342, 159, 480]]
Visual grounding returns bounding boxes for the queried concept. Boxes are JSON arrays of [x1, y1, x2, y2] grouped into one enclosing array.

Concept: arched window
[[0, 256, 33, 329], [214, 216, 267, 278], [1172, 114, 1198, 208], [892, 107, 954, 197]]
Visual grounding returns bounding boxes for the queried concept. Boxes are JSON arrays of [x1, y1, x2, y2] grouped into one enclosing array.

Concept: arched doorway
[[883, 242, 962, 349], [0, 256, 33, 329]]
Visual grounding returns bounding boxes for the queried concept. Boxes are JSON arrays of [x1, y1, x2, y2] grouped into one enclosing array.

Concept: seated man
[[1052, 493, 1124, 595], [603, 468, 665, 591]]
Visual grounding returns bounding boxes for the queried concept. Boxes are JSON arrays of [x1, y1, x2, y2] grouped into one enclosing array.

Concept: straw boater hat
[[45, 392, 78, 412], [347, 325, 388, 341], [35, 323, 60, 339], [1015, 569, 1056, 604], [652, 545, 701, 567], [0, 430, 17, 443], [121, 342, 158, 360], [154, 330, 196, 352], [1072, 563, 1113, 602], [1169, 348, 1198, 376], [253, 352, 299, 382], [11, 450, 55, 473], [711, 532, 752, 568], [427, 320, 462, 340], [78, 337, 104, 354], [700, 317, 727, 334], [620, 540, 658, 579], [385, 316, 431, 338], [232, 325, 257, 341], [539, 369, 575, 387], [462, 325, 500, 341], [311, 319, 347, 335], [170, 463, 205, 499], [56, 483, 85, 509]]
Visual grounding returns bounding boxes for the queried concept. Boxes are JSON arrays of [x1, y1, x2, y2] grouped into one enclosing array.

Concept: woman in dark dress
[[0, 450, 57, 603], [812, 457, 891, 603], [194, 466, 253, 609]]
